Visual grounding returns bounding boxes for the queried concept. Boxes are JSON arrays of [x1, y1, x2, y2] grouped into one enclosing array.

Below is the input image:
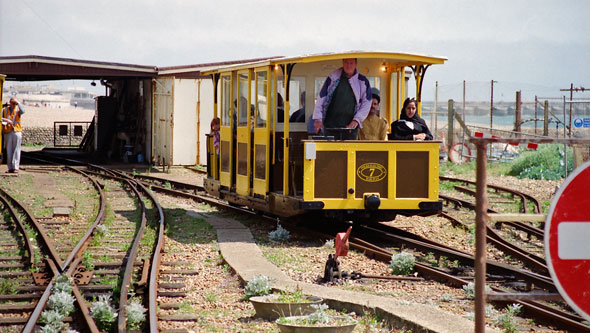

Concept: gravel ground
[[154, 195, 394, 332], [142, 167, 571, 332]]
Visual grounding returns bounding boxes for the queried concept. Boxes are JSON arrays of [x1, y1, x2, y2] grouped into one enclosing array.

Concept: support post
[[569, 83, 573, 137], [447, 99, 455, 153], [434, 81, 438, 136], [490, 80, 494, 131], [515, 91, 522, 133], [543, 100, 549, 136], [474, 140, 488, 333]]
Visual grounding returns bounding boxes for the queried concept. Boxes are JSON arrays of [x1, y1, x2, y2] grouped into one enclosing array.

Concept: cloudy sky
[[1, 0, 588, 101]]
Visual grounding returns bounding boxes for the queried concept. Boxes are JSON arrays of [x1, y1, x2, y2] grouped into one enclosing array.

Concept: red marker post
[[545, 160, 590, 320]]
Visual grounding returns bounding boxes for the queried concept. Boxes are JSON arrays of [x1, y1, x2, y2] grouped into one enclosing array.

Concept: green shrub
[[90, 295, 118, 331], [508, 145, 573, 180], [493, 303, 522, 333], [269, 224, 291, 243], [390, 251, 415, 275], [244, 274, 272, 299], [47, 292, 75, 316], [462, 282, 492, 299], [126, 301, 147, 330]]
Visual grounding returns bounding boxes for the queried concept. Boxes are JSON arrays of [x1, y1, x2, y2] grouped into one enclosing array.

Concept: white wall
[[172, 78, 199, 165], [198, 79, 213, 165]]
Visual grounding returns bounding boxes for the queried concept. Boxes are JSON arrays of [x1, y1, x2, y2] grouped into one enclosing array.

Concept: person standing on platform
[[2, 97, 25, 173], [312, 58, 371, 139]]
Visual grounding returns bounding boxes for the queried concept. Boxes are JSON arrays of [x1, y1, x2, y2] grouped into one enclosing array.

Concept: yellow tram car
[[204, 51, 446, 222]]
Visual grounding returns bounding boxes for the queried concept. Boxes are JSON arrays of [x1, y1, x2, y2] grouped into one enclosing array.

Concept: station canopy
[[0, 55, 283, 81]]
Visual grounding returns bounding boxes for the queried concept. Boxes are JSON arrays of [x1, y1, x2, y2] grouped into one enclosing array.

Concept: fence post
[[514, 91, 521, 133], [543, 100, 549, 136], [447, 99, 455, 152]]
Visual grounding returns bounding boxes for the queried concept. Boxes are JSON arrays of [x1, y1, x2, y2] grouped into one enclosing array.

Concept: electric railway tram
[[204, 51, 446, 222]]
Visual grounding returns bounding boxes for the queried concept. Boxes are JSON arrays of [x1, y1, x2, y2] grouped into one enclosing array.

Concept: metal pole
[[569, 83, 573, 137], [515, 91, 522, 133], [462, 81, 466, 159], [474, 140, 488, 333], [434, 81, 438, 137], [490, 80, 495, 159], [490, 80, 494, 131], [563, 96, 568, 178], [447, 99, 454, 153], [544, 100, 549, 137], [534, 96, 538, 135]]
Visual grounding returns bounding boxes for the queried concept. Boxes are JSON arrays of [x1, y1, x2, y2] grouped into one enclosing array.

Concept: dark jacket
[[389, 111, 433, 140]]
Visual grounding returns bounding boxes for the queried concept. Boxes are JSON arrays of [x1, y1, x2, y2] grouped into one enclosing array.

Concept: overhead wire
[[21, 0, 84, 59]]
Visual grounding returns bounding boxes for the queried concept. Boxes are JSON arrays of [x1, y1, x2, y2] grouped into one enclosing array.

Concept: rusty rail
[[346, 235, 589, 331], [0, 191, 36, 266], [439, 194, 548, 274], [61, 166, 106, 271], [22, 259, 59, 333], [0, 187, 64, 270], [440, 175, 542, 214], [117, 179, 148, 331]]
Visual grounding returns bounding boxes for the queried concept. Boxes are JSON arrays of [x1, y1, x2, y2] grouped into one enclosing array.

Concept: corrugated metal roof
[[157, 56, 283, 77], [0, 55, 157, 81]]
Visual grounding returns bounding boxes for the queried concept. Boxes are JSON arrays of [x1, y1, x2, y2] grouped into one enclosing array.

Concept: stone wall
[[22, 127, 53, 146], [21, 126, 86, 147]]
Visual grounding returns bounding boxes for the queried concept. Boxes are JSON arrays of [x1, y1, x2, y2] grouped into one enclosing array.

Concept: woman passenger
[[389, 98, 433, 141]]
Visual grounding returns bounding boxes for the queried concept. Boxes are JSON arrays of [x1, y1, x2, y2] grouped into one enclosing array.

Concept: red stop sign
[[545, 160, 590, 320]]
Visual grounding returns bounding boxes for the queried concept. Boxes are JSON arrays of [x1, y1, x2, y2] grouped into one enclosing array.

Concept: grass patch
[[507, 144, 573, 180], [165, 210, 216, 243]]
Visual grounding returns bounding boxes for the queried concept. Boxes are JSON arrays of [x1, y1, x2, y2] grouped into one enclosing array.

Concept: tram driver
[[312, 58, 371, 140]]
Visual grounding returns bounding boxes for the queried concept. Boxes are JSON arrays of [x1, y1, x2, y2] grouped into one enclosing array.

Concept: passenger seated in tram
[[276, 93, 285, 123], [289, 92, 306, 123], [312, 58, 371, 140], [358, 88, 388, 140], [389, 98, 433, 141], [210, 117, 220, 154]]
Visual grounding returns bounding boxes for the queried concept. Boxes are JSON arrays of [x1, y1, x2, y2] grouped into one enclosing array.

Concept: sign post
[[545, 160, 590, 320]]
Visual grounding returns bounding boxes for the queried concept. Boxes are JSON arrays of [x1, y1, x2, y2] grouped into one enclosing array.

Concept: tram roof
[[203, 51, 447, 74]]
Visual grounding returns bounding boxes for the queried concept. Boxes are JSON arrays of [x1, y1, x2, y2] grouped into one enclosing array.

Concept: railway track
[[12, 153, 588, 331], [0, 163, 171, 332], [108, 166, 590, 331]]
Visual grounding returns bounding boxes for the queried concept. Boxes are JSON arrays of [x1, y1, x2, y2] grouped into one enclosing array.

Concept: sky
[[1, 0, 589, 101]]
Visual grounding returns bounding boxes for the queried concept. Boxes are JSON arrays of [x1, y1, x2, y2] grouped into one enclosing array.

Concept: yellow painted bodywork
[[219, 74, 233, 189], [252, 67, 271, 197], [303, 141, 439, 210], [235, 70, 252, 196]]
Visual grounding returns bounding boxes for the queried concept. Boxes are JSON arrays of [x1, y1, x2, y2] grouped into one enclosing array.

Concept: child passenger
[[210, 117, 220, 154]]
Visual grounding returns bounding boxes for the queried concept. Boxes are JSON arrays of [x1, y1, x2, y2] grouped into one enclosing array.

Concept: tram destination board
[[545, 160, 590, 320]]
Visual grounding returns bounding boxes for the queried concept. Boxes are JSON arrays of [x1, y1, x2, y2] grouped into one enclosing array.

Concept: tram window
[[290, 77, 305, 117], [238, 73, 249, 126], [314, 77, 326, 101], [255, 71, 268, 127], [221, 76, 231, 126], [314, 76, 380, 100], [367, 77, 381, 93], [275, 77, 305, 122]]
